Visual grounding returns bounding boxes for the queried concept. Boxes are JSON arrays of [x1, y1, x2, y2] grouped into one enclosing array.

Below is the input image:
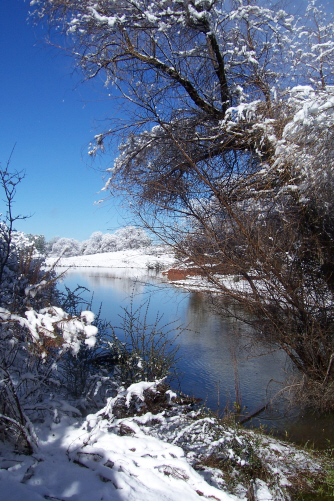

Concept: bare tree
[[32, 0, 334, 407], [0, 147, 28, 284]]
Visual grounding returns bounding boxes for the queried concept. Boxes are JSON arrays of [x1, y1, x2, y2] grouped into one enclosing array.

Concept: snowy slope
[[0, 381, 323, 501], [0, 382, 235, 501], [45, 247, 176, 270]]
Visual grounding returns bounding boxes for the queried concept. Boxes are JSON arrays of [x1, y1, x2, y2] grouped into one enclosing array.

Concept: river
[[60, 267, 334, 449]]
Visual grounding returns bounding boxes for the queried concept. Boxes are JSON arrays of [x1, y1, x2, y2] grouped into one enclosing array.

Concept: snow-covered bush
[[0, 302, 99, 451], [0, 238, 100, 451], [0, 160, 100, 452]]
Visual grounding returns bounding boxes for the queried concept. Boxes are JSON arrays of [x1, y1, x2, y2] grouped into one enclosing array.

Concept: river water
[[61, 267, 334, 449]]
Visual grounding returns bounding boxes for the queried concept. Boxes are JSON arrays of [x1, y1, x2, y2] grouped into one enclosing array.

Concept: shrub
[[103, 297, 180, 387]]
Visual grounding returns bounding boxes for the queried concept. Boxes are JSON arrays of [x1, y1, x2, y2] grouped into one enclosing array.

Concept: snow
[[167, 274, 252, 295], [0, 406, 233, 500], [0, 305, 98, 354], [1, 379, 322, 501], [45, 247, 176, 271], [125, 381, 160, 407], [88, 6, 118, 28], [254, 480, 273, 500]]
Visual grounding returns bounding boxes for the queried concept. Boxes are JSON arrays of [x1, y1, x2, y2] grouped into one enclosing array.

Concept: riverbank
[[45, 246, 176, 271], [46, 248, 246, 294], [1, 381, 331, 501]]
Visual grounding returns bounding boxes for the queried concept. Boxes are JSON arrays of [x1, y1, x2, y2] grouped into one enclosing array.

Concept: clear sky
[[0, 0, 127, 242], [1, 0, 333, 242]]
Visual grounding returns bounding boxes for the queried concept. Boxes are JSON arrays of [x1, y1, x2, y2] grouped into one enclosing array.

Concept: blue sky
[[1, 0, 333, 242], [0, 0, 127, 241]]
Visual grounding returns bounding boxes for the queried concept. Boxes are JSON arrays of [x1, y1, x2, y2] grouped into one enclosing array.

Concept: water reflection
[[61, 269, 286, 408], [178, 291, 288, 413], [63, 267, 161, 296], [60, 268, 334, 448]]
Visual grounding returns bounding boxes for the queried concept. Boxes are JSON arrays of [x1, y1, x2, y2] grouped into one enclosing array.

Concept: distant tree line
[[9, 226, 152, 258]]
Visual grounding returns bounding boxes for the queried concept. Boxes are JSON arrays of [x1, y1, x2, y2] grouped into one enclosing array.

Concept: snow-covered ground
[[169, 274, 251, 294], [45, 246, 176, 271], [0, 381, 323, 501]]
